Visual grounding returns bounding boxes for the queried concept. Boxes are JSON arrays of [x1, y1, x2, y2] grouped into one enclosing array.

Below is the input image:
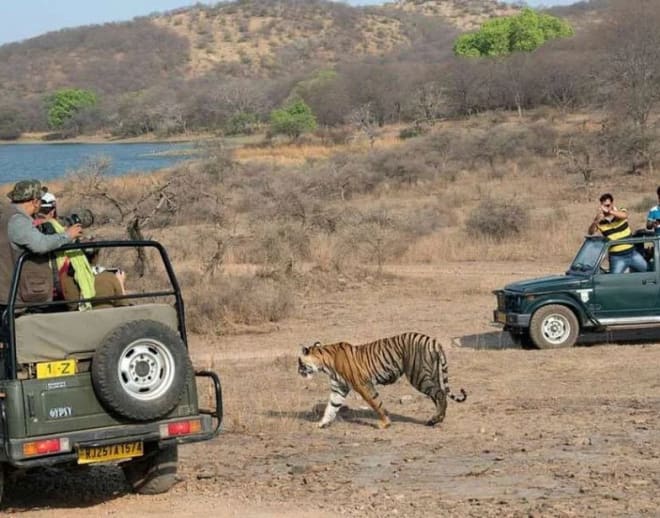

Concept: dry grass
[[200, 355, 311, 433], [231, 131, 405, 165], [5, 109, 656, 335]]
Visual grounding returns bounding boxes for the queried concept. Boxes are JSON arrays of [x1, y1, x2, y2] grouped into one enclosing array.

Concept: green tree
[[269, 99, 317, 138], [453, 8, 573, 57], [0, 107, 23, 140], [225, 112, 258, 136], [45, 88, 98, 130]]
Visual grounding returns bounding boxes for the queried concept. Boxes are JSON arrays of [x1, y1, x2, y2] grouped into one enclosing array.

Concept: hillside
[[395, 0, 518, 30], [0, 0, 614, 141], [0, 1, 518, 92]]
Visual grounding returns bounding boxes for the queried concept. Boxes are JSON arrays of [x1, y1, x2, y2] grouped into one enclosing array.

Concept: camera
[[61, 208, 94, 229]]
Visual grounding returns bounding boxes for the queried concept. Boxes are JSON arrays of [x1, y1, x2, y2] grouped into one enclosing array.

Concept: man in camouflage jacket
[[0, 179, 83, 310]]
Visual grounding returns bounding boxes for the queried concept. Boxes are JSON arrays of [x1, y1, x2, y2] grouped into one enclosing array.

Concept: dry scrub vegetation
[[52, 109, 656, 335]]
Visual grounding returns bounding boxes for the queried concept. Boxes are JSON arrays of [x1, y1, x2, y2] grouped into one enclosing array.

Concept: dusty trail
[[4, 261, 659, 517]]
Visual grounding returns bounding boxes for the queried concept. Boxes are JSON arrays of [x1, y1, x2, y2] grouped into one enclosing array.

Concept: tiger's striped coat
[[298, 332, 466, 429]]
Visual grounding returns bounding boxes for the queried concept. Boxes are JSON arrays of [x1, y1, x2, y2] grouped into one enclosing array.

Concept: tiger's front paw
[[318, 420, 331, 429]]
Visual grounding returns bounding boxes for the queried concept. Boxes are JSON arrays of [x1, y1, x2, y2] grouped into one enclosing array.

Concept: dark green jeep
[[493, 233, 659, 349], [0, 240, 222, 503]]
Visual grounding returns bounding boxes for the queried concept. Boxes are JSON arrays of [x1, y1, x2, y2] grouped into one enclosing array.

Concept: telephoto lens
[[63, 208, 95, 228]]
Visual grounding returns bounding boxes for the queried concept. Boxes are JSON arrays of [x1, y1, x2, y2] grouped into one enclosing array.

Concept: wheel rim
[[117, 339, 176, 401], [541, 314, 572, 345]]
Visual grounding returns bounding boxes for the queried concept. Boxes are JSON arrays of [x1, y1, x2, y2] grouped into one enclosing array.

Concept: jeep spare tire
[[92, 319, 192, 421]]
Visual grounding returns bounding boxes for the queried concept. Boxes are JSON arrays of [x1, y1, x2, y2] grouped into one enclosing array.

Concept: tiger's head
[[298, 341, 324, 378]]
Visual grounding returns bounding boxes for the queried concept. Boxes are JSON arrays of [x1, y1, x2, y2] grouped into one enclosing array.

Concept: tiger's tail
[[434, 341, 467, 403]]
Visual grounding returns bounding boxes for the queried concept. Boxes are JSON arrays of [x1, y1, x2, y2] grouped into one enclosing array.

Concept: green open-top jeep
[[493, 233, 660, 349], [0, 240, 222, 503]]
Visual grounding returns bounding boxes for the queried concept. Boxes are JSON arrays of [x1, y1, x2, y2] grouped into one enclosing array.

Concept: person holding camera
[[34, 191, 96, 309], [645, 185, 660, 235], [0, 180, 83, 310], [588, 192, 647, 274], [34, 192, 127, 310]]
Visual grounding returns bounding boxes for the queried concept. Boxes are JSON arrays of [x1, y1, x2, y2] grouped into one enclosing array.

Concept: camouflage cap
[[7, 179, 42, 203]]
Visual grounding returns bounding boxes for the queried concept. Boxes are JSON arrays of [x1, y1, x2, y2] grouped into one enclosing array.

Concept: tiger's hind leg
[[409, 371, 447, 426], [354, 381, 391, 429], [408, 345, 450, 426], [319, 379, 350, 428], [426, 388, 447, 427]]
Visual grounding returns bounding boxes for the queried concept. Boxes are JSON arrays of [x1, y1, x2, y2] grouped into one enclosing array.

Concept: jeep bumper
[[493, 310, 531, 328], [1, 369, 223, 469]]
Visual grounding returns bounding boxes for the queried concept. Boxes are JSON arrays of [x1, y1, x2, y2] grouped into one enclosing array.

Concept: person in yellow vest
[[587, 193, 647, 274], [35, 193, 127, 310]]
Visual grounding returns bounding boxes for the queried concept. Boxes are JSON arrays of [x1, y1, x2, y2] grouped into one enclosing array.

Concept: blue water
[[0, 142, 195, 184]]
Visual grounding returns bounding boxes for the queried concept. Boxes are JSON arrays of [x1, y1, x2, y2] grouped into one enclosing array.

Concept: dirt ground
[[3, 261, 660, 517]]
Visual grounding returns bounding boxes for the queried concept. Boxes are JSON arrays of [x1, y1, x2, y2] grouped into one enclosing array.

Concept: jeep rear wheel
[[529, 305, 579, 349], [122, 443, 178, 495], [92, 320, 193, 421]]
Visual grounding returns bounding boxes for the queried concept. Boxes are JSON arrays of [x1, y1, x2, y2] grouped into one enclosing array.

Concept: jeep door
[[591, 241, 659, 321]]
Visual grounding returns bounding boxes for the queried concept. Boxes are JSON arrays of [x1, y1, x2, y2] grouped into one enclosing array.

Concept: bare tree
[[65, 157, 178, 276], [347, 103, 379, 147], [556, 137, 594, 183], [598, 0, 660, 167]]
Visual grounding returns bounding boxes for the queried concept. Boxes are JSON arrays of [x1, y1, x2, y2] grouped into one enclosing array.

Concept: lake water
[[0, 142, 195, 184]]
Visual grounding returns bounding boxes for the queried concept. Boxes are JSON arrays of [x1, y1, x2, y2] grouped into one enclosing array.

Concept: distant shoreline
[[0, 132, 215, 145]]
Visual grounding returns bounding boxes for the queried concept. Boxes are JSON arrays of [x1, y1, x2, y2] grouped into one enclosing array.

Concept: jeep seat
[[14, 303, 179, 364]]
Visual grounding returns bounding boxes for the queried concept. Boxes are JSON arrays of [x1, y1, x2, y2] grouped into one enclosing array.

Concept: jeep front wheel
[[529, 305, 579, 349]]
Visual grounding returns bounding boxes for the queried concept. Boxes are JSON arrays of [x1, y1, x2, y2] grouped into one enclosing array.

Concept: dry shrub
[[240, 222, 311, 267], [185, 274, 295, 334], [466, 198, 529, 240], [313, 126, 353, 145]]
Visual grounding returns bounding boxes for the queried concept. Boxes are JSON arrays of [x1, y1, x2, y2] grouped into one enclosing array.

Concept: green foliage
[[0, 107, 22, 140], [225, 112, 258, 136], [453, 8, 573, 57], [269, 99, 317, 138], [45, 88, 98, 129], [293, 69, 338, 99], [399, 125, 425, 140]]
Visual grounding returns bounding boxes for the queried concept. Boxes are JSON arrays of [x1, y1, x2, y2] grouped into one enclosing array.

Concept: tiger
[[297, 332, 467, 429]]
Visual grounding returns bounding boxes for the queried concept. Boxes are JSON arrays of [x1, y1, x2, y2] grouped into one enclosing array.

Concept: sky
[[0, 0, 580, 46]]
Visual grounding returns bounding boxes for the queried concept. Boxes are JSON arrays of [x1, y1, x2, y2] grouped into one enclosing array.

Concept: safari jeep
[[493, 233, 660, 349], [0, 240, 222, 504]]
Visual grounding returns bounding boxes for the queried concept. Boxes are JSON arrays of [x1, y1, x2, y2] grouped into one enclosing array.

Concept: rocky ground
[[3, 262, 659, 517]]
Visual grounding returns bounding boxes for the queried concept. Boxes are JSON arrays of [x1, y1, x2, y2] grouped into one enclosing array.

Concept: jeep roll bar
[[3, 240, 188, 380]]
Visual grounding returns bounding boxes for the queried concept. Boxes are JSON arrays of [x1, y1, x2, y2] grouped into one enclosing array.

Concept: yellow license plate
[[36, 359, 77, 379], [78, 441, 143, 464], [495, 311, 506, 324]]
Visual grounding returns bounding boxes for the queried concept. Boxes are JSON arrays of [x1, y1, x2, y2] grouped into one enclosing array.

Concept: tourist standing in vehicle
[[34, 192, 127, 309], [0, 180, 83, 310], [587, 193, 647, 273], [646, 185, 660, 235]]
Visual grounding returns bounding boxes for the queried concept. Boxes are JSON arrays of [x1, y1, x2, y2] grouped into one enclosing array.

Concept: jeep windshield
[[568, 237, 606, 274]]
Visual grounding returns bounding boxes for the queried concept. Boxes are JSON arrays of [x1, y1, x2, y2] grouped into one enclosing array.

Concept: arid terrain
[[3, 260, 659, 517]]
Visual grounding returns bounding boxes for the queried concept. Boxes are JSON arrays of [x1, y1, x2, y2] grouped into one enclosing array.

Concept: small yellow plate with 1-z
[[36, 359, 77, 379]]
